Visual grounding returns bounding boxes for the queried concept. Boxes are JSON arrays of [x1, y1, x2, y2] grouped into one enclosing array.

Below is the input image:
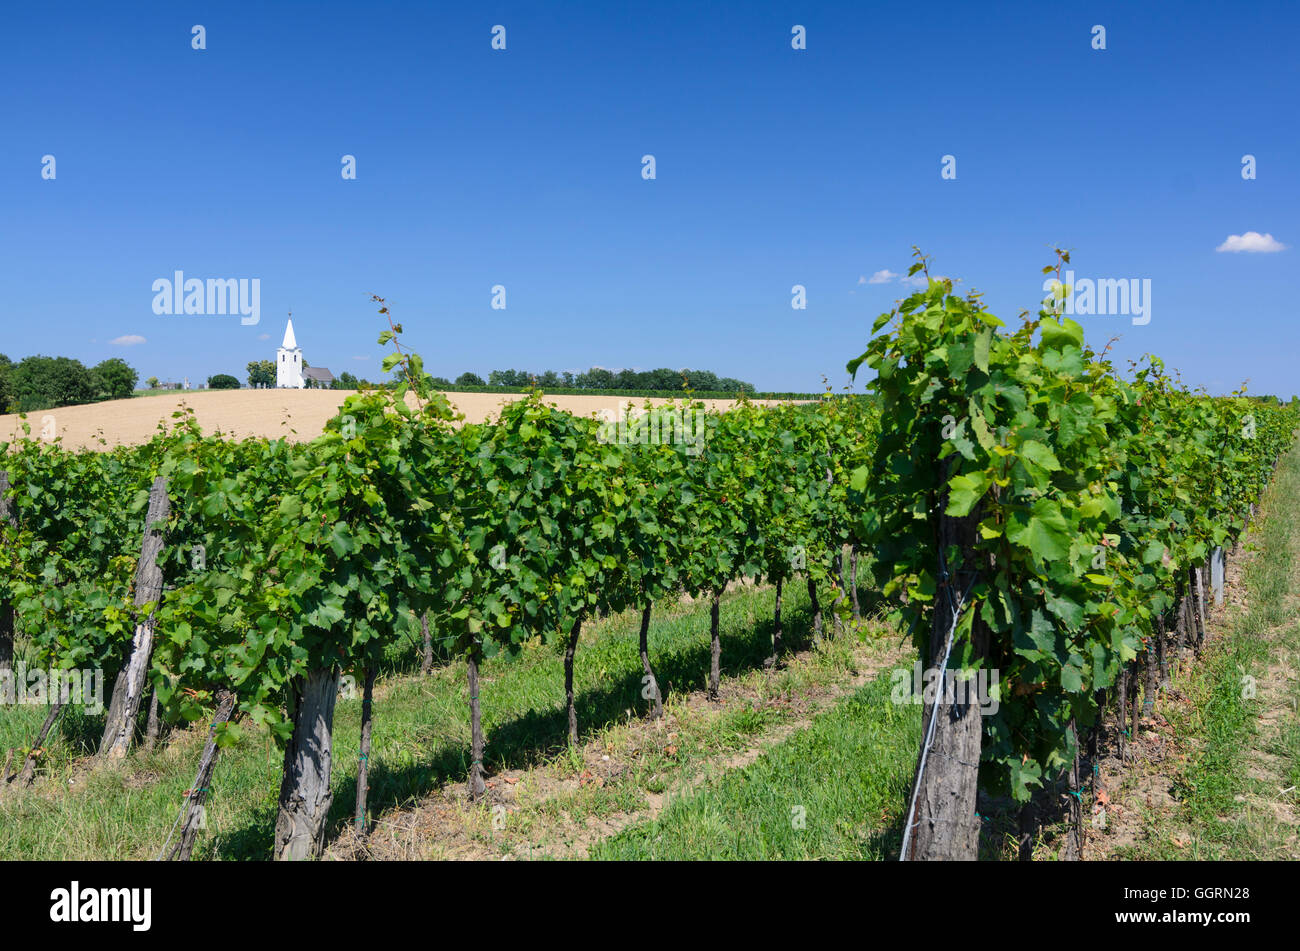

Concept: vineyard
[[1, 267, 1295, 861]]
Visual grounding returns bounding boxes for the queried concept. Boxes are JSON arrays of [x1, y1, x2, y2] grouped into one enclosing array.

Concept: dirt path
[[327, 629, 909, 861], [1085, 458, 1300, 860], [1227, 500, 1300, 854]]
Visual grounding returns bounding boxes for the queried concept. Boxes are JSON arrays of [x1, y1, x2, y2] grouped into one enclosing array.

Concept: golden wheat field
[[0, 389, 792, 452]]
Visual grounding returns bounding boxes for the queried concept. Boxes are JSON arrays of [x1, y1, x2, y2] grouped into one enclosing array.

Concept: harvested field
[[0, 389, 791, 452]]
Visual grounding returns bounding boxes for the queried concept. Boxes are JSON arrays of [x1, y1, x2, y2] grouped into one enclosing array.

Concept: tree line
[[0, 354, 139, 414], [474, 366, 755, 393], [244, 359, 759, 396]]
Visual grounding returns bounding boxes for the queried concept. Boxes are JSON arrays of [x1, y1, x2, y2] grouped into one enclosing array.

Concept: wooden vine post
[[638, 604, 662, 718], [467, 647, 486, 798], [1193, 564, 1208, 650], [563, 617, 583, 745], [143, 689, 162, 753], [707, 592, 722, 700], [1210, 547, 1225, 606], [903, 461, 988, 861], [14, 699, 65, 787], [806, 576, 822, 640], [766, 576, 784, 669], [355, 666, 377, 832], [420, 611, 433, 675], [1117, 668, 1130, 761], [100, 475, 170, 761], [1128, 655, 1141, 751], [1064, 720, 1083, 860], [1155, 612, 1168, 689], [164, 689, 236, 861], [850, 547, 861, 620]]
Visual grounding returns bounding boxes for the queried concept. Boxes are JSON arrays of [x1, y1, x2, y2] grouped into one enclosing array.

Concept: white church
[[276, 318, 334, 388]]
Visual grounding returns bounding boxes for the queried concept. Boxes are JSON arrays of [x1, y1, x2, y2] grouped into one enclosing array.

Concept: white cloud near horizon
[[866, 269, 898, 284], [1216, 231, 1285, 253], [110, 334, 146, 346]]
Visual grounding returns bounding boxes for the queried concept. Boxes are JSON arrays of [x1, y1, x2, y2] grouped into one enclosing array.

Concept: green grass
[[591, 671, 920, 860], [130, 389, 178, 398], [1118, 440, 1300, 859], [1, 575, 883, 860]]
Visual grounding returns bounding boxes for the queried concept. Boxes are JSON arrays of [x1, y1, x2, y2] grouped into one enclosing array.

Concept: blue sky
[[1, 0, 1295, 395]]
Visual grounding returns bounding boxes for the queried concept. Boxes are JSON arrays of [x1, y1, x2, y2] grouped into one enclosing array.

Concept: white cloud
[[257, 332, 271, 340], [110, 334, 146, 346], [352, 355, 370, 361], [1216, 231, 1285, 253], [866, 269, 898, 284]]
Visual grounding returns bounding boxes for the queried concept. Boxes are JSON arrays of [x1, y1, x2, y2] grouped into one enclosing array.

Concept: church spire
[[276, 313, 304, 389]]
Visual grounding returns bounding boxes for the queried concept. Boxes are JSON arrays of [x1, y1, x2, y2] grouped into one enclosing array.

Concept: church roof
[[281, 319, 298, 350], [303, 367, 334, 383]]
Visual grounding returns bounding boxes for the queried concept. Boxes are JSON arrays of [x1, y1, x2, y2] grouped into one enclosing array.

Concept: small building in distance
[[303, 367, 335, 388]]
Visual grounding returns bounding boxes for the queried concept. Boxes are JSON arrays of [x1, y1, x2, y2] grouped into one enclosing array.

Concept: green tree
[[455, 372, 486, 387], [92, 358, 139, 400], [683, 369, 719, 391], [0, 354, 12, 412], [575, 367, 614, 390], [246, 360, 276, 389], [145, 376, 160, 390], [9, 355, 97, 411], [207, 374, 241, 390], [488, 369, 528, 387], [645, 368, 684, 390]]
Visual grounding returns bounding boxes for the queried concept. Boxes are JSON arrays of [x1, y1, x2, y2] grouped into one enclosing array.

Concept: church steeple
[[277, 314, 304, 388]]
